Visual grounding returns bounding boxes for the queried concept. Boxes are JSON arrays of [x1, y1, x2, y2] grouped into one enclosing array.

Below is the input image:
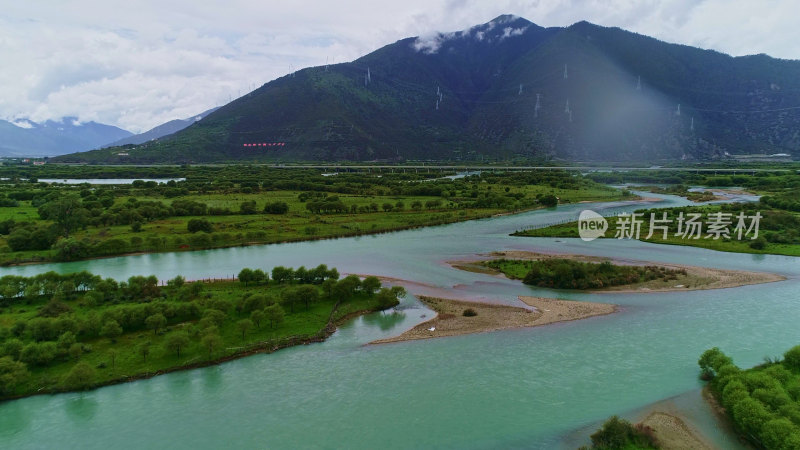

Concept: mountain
[[56, 15, 800, 163], [102, 107, 219, 148], [0, 117, 132, 157]]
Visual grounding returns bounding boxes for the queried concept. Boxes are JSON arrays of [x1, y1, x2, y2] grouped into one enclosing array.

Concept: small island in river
[[454, 250, 785, 293]]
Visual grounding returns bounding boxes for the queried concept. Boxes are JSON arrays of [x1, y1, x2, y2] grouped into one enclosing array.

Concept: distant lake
[[36, 178, 186, 185]]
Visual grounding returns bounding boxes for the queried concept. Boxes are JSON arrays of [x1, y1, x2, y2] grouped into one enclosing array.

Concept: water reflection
[[0, 401, 29, 437], [64, 394, 98, 423], [362, 310, 407, 332]]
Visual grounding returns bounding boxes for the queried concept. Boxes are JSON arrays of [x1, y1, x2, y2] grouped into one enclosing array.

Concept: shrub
[[462, 308, 478, 317], [263, 201, 289, 214], [187, 218, 213, 233]]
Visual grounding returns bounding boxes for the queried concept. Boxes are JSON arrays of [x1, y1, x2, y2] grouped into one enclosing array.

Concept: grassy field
[[0, 270, 399, 399], [0, 170, 633, 265]]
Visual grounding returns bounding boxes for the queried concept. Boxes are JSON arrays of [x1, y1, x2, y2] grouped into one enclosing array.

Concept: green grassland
[[0, 169, 633, 265]]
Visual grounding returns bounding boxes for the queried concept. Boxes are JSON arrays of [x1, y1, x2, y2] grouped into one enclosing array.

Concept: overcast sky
[[2, 0, 798, 133]]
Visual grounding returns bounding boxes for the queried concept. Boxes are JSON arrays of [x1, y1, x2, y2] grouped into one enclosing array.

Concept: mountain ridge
[[54, 16, 800, 163], [0, 117, 132, 157]]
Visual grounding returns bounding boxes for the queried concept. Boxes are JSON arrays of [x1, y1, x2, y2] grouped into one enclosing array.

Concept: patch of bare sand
[[370, 295, 616, 344], [480, 251, 784, 293], [640, 412, 714, 450]]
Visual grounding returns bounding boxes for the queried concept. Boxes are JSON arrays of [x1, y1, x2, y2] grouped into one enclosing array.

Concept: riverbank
[[370, 295, 616, 344], [454, 250, 785, 293], [514, 204, 800, 258]]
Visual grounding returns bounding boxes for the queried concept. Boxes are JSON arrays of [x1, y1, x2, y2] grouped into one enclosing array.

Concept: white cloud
[[500, 26, 528, 40], [1, 1, 798, 133]]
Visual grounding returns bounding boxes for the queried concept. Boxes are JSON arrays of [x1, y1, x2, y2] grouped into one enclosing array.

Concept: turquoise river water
[[0, 192, 797, 449]]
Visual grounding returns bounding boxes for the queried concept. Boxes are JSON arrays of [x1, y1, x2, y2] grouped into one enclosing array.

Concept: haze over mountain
[[57, 15, 800, 163], [102, 107, 220, 148], [0, 118, 131, 157]]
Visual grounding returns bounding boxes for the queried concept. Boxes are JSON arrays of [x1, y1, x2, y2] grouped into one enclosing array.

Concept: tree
[[0, 356, 28, 394], [382, 203, 393, 212], [2, 338, 23, 360], [164, 331, 190, 357], [539, 194, 558, 207], [263, 201, 289, 214], [239, 200, 257, 215], [145, 313, 167, 335], [250, 310, 265, 329], [376, 288, 399, 310], [238, 268, 254, 285], [242, 294, 269, 313], [100, 320, 123, 340], [590, 416, 632, 449], [361, 276, 381, 296], [252, 269, 268, 285], [108, 349, 118, 369], [237, 319, 253, 341], [411, 200, 422, 210], [57, 331, 77, 351], [38, 196, 89, 238], [201, 331, 222, 358], [187, 218, 213, 233], [295, 285, 319, 310], [281, 287, 301, 313], [62, 362, 95, 390], [783, 345, 800, 371], [53, 238, 90, 262], [271, 266, 294, 284], [332, 275, 361, 301], [732, 396, 771, 435], [137, 342, 151, 362], [68, 343, 83, 360], [20, 342, 57, 366], [264, 304, 284, 329]]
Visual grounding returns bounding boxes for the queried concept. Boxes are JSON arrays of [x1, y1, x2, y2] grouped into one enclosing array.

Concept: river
[[1, 192, 796, 449]]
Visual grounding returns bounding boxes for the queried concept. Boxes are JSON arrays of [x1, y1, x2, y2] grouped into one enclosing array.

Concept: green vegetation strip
[[698, 346, 800, 448], [0, 265, 404, 400], [484, 258, 684, 290], [516, 202, 800, 257]]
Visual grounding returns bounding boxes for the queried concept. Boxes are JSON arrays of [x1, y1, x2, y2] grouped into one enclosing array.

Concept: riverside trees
[[699, 346, 800, 447]]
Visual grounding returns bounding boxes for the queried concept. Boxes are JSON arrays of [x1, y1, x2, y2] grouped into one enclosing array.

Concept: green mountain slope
[[56, 16, 800, 163]]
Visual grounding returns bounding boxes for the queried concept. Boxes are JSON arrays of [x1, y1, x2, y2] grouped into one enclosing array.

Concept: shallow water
[[0, 192, 796, 449]]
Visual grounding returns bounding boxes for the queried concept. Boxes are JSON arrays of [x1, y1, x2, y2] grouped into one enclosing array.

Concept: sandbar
[[370, 295, 616, 344]]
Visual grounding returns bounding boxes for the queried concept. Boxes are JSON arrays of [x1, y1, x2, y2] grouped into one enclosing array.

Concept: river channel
[[0, 192, 796, 449]]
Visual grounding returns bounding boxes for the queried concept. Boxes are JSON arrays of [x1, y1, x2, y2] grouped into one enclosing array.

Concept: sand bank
[[370, 295, 616, 344], [639, 412, 714, 450], [462, 250, 784, 293]]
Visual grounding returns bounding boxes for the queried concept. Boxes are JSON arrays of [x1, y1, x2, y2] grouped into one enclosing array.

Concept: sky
[[1, 0, 799, 134]]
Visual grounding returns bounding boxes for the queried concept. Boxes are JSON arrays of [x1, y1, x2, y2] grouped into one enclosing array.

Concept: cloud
[[500, 26, 528, 40], [0, 1, 798, 132]]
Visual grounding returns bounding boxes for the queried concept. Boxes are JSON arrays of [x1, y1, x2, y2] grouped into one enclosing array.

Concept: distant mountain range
[[55, 15, 800, 163], [102, 107, 219, 148], [0, 118, 132, 157], [0, 107, 221, 158]]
